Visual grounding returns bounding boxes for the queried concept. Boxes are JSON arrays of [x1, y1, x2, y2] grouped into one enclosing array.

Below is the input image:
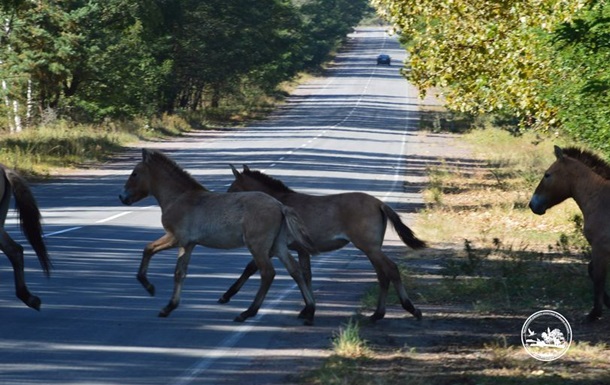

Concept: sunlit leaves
[[371, 0, 590, 127]]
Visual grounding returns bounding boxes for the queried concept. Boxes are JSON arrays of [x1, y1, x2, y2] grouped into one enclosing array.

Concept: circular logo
[[521, 310, 572, 361]]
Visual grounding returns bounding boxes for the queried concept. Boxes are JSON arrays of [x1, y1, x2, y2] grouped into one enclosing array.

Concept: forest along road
[[0, 27, 428, 385]]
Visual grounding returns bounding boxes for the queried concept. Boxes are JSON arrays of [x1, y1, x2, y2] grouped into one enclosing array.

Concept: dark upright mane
[[242, 168, 295, 193], [563, 147, 610, 179], [145, 150, 208, 191]]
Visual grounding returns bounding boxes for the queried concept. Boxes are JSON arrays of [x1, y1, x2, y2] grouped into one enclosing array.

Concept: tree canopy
[[371, 0, 599, 131], [0, 0, 371, 127]]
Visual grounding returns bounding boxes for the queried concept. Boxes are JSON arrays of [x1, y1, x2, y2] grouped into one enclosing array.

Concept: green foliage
[[546, 2, 610, 152], [0, 0, 370, 127], [370, 0, 590, 128]]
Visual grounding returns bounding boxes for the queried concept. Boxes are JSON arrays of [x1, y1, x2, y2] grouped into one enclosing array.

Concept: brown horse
[[530, 145, 610, 321], [0, 164, 51, 310], [223, 165, 426, 321], [119, 149, 316, 324]]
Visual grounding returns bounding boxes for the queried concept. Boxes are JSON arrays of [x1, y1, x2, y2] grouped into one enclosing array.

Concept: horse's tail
[[280, 205, 317, 255], [381, 204, 426, 250], [5, 169, 52, 276]]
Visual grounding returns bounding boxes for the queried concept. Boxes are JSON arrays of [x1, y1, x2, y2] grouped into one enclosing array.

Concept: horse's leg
[[218, 248, 309, 305], [587, 250, 608, 321], [218, 259, 259, 304], [296, 247, 312, 291], [588, 260, 610, 309], [234, 251, 275, 323], [360, 246, 421, 321], [138, 233, 177, 296], [159, 243, 195, 317], [368, 258, 390, 322], [0, 230, 40, 310], [276, 249, 316, 325]]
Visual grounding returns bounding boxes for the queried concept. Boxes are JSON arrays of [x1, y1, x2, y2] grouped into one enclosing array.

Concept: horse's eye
[[544, 172, 550, 178]]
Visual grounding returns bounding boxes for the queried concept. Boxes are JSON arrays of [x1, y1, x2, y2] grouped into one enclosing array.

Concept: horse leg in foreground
[[159, 244, 195, 317], [0, 230, 41, 310], [364, 247, 422, 322], [137, 233, 178, 296], [233, 207, 316, 325], [588, 252, 609, 321], [230, 251, 315, 325], [217, 259, 258, 304], [589, 260, 610, 310], [0, 168, 51, 310]]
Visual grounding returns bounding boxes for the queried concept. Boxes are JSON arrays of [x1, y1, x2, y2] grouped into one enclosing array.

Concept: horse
[[0, 164, 51, 310], [530, 145, 610, 321], [119, 149, 317, 325], [223, 164, 426, 322]]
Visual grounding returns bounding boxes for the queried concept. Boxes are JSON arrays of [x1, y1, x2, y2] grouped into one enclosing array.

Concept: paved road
[[0, 27, 426, 385]]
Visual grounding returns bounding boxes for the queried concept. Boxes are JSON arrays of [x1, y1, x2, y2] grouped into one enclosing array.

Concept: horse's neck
[[150, 171, 204, 209], [249, 180, 290, 199], [571, 165, 609, 217]]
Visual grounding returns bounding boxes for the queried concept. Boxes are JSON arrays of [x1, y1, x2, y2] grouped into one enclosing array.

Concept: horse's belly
[[163, 217, 245, 249], [192, 223, 245, 249]]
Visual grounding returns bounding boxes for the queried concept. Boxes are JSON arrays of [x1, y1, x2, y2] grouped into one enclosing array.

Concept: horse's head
[[226, 165, 293, 196], [119, 149, 153, 205], [227, 164, 248, 193], [529, 146, 573, 215]]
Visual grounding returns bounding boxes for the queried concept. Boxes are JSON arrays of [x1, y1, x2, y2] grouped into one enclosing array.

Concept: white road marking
[[42, 206, 153, 238]]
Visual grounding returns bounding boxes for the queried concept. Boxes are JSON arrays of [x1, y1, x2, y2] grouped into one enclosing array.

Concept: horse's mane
[[563, 147, 610, 179], [242, 168, 295, 193], [144, 150, 208, 191]]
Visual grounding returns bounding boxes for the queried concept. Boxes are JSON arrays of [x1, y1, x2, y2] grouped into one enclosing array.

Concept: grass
[[0, 113, 194, 177], [0, 76, 306, 177], [331, 318, 371, 358], [301, 125, 610, 384]]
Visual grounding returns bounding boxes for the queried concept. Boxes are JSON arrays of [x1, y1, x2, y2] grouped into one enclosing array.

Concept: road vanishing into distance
[[0, 27, 427, 385]]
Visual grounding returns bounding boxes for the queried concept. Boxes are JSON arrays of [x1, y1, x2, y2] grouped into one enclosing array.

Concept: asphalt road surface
[[0, 27, 426, 385]]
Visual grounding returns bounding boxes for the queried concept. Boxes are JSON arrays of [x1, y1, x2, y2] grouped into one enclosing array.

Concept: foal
[[120, 149, 316, 324], [223, 165, 426, 321]]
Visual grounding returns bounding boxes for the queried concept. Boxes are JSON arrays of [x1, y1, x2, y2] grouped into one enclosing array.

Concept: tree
[[545, 1, 610, 151], [371, 0, 590, 127]]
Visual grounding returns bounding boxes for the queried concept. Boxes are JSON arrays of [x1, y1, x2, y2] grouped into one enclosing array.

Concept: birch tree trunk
[[1, 77, 15, 132]]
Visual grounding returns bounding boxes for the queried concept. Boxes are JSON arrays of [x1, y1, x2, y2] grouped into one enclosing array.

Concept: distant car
[[377, 54, 391, 65]]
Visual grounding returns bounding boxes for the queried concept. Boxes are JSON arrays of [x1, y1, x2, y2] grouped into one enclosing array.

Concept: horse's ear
[[243, 164, 250, 173], [554, 145, 564, 160], [230, 164, 240, 178], [142, 148, 150, 161]]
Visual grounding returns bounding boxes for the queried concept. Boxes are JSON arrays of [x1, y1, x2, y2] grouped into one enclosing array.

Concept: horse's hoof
[[137, 275, 155, 296], [146, 285, 155, 296], [158, 305, 176, 318], [297, 307, 309, 319], [218, 295, 230, 304], [303, 318, 314, 326], [585, 312, 601, 323], [298, 306, 315, 325], [413, 308, 423, 320], [369, 311, 385, 322], [234, 314, 246, 322], [27, 296, 42, 311]]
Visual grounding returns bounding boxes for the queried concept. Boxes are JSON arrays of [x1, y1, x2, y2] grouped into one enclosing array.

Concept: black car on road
[[377, 54, 391, 65]]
